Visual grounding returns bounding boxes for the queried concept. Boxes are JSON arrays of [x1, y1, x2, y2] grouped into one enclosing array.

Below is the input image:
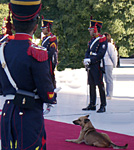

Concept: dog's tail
[[110, 142, 128, 149]]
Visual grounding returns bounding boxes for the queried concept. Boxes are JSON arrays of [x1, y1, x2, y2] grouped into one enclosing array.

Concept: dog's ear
[[85, 115, 89, 118], [84, 119, 90, 123]]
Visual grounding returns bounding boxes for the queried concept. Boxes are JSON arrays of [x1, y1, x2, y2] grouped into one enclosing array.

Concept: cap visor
[[88, 27, 94, 30]]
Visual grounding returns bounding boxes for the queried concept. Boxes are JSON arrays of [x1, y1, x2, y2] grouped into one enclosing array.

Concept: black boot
[[82, 104, 96, 111], [97, 106, 106, 113]]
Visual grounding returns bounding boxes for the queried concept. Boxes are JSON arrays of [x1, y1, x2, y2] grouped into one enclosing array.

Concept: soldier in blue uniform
[[82, 19, 108, 113], [0, 0, 57, 150], [41, 18, 58, 89]]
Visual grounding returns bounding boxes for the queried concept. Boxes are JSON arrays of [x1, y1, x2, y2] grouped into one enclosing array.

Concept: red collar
[[14, 33, 32, 41]]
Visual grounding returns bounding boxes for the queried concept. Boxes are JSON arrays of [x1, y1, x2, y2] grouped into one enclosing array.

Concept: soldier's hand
[[83, 58, 91, 66]]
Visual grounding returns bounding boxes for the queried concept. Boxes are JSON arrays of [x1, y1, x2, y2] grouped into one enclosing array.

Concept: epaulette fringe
[[27, 43, 48, 62]]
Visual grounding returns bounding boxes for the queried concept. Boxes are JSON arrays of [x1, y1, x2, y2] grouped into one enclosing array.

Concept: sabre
[[0, 34, 9, 43], [85, 64, 90, 105]]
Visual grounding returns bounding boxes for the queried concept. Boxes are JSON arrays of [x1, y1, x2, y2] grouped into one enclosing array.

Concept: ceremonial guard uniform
[[82, 19, 107, 113], [0, 0, 56, 150], [41, 19, 58, 89]]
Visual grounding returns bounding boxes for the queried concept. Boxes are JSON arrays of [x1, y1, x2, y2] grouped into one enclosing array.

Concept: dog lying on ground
[[66, 115, 128, 149]]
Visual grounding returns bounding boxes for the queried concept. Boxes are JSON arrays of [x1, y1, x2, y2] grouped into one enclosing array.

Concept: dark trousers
[[1, 100, 46, 150], [90, 83, 106, 107]]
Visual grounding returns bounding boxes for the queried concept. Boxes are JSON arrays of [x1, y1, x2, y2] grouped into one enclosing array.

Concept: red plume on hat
[[94, 22, 98, 33], [6, 9, 13, 35]]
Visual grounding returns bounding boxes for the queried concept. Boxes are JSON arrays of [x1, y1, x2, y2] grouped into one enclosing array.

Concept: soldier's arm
[[27, 43, 57, 104], [47, 36, 57, 58], [31, 59, 57, 104]]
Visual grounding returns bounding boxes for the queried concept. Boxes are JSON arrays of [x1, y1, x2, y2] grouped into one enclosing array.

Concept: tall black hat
[[9, 0, 42, 21], [41, 17, 53, 32], [88, 20, 103, 32]]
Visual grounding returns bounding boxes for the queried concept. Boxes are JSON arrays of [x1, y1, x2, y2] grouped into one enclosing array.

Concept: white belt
[[4, 87, 62, 100], [5, 94, 40, 100], [92, 52, 97, 56], [5, 95, 15, 99]]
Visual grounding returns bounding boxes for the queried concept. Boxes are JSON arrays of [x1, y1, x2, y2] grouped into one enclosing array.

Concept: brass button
[[2, 62, 6, 68], [7, 101, 10, 104], [3, 113, 6, 116], [19, 112, 23, 116], [22, 98, 26, 104]]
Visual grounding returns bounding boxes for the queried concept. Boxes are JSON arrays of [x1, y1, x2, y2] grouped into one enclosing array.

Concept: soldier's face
[[42, 27, 48, 35], [89, 29, 94, 37]]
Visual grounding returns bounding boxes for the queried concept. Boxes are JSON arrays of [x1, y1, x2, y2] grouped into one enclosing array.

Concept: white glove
[[54, 87, 62, 93], [43, 104, 53, 116], [83, 58, 91, 66]]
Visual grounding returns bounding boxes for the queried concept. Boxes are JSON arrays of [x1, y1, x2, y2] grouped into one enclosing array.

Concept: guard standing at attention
[[41, 18, 58, 89], [82, 19, 108, 113], [0, 0, 57, 150]]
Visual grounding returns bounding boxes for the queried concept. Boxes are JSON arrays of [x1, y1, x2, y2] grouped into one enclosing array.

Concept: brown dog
[[66, 115, 128, 149]]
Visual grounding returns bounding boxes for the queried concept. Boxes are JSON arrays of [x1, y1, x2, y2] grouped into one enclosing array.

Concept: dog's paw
[[65, 139, 72, 142]]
